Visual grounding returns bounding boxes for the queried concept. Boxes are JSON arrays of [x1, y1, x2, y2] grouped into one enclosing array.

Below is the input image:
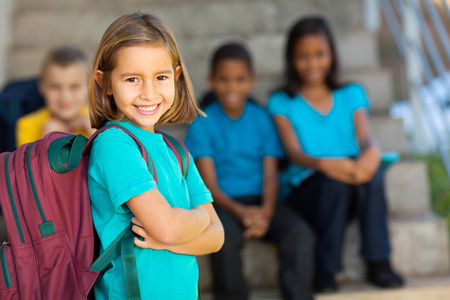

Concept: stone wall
[[0, 0, 14, 88], [7, 0, 377, 104]]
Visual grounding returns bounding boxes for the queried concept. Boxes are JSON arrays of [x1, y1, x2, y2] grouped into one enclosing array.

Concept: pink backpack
[[0, 124, 189, 299]]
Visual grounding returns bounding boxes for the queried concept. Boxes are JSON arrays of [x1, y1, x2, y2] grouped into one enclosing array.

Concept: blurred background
[[1, 0, 450, 299]]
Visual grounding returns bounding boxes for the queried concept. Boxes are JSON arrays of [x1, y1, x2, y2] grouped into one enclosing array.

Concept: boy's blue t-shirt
[[267, 83, 370, 189], [88, 120, 213, 300], [185, 101, 284, 198]]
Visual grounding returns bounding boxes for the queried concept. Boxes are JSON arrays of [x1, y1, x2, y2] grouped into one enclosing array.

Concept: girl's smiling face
[[293, 33, 332, 87], [102, 45, 180, 132]]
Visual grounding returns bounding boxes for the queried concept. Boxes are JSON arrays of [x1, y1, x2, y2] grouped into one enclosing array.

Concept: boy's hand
[[243, 206, 271, 239]]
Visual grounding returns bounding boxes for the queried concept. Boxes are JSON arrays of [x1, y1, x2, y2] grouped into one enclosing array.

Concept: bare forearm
[[127, 189, 210, 246], [166, 221, 224, 255], [208, 185, 243, 217], [165, 206, 211, 244], [355, 145, 381, 175], [133, 203, 224, 254], [288, 149, 324, 171], [261, 157, 279, 215]]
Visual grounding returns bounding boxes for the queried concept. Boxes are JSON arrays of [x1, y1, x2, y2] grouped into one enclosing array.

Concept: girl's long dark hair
[[281, 16, 342, 98]]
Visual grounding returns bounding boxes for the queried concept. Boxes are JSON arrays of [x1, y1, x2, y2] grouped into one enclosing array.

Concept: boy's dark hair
[[282, 16, 341, 97], [42, 46, 87, 73], [210, 42, 253, 74]]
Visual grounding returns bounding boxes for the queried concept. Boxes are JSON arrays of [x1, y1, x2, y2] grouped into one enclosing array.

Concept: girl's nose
[[140, 81, 157, 100]]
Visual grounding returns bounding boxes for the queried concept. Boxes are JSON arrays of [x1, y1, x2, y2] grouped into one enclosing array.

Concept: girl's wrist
[[316, 158, 327, 172]]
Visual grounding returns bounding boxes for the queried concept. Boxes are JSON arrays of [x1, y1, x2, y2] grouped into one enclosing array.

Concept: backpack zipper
[[26, 143, 48, 223], [4, 154, 25, 244], [0, 242, 11, 288], [26, 143, 55, 237]]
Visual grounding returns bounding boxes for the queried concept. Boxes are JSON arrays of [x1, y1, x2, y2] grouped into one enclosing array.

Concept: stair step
[[369, 114, 409, 155], [201, 276, 450, 300], [385, 161, 430, 217], [199, 214, 449, 291], [338, 30, 378, 72], [343, 214, 449, 281], [342, 68, 394, 112]]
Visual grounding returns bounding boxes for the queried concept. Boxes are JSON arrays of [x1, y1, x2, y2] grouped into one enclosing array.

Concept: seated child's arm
[[241, 156, 279, 239], [41, 115, 95, 138], [41, 118, 70, 137], [195, 157, 251, 224], [132, 202, 224, 255], [261, 156, 278, 219], [353, 109, 381, 184], [273, 115, 356, 184], [127, 188, 210, 245]]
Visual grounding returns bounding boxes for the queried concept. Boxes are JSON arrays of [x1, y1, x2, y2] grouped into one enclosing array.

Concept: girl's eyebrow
[[119, 70, 173, 78]]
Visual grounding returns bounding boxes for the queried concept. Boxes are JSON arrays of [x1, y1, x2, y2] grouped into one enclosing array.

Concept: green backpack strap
[[156, 130, 189, 178], [88, 124, 158, 181], [48, 134, 88, 174], [89, 225, 141, 299]]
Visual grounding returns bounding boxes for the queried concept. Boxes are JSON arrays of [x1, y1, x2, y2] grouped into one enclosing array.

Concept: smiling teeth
[[137, 104, 158, 111]]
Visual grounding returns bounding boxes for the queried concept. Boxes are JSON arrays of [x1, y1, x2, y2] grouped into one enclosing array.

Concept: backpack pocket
[[34, 230, 97, 300], [0, 242, 18, 299]]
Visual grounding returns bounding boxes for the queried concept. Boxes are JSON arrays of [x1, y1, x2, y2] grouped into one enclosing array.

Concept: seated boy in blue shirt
[[185, 43, 315, 300]]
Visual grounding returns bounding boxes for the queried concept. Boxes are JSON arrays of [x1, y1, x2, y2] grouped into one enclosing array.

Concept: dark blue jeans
[[211, 196, 315, 300], [286, 168, 391, 274]]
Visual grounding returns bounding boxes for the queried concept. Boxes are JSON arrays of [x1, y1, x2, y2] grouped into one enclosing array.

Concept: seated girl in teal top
[[87, 13, 224, 300], [267, 16, 403, 293], [268, 83, 370, 188]]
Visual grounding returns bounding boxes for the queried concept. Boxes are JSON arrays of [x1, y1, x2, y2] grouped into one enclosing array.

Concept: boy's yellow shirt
[[16, 106, 90, 148]]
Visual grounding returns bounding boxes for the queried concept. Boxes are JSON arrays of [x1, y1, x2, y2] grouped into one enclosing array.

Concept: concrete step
[[198, 214, 449, 291], [342, 68, 394, 112], [369, 114, 409, 155], [201, 276, 450, 300], [385, 161, 431, 218], [343, 214, 449, 281], [338, 30, 379, 73]]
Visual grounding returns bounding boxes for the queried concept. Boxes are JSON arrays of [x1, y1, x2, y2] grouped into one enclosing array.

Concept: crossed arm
[[127, 187, 224, 255]]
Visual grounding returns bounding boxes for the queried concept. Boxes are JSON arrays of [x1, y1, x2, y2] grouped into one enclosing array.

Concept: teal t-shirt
[[267, 83, 370, 190], [88, 121, 213, 300], [185, 101, 284, 198]]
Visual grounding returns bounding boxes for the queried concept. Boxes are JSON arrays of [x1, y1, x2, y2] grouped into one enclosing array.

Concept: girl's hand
[[318, 158, 356, 184], [131, 217, 167, 250], [353, 148, 380, 184]]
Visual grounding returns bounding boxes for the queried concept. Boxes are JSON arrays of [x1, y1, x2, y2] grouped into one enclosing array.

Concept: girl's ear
[[95, 70, 112, 95], [175, 66, 182, 81]]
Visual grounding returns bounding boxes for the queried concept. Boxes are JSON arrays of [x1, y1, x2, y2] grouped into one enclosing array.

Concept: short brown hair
[[88, 12, 203, 129], [42, 46, 87, 75]]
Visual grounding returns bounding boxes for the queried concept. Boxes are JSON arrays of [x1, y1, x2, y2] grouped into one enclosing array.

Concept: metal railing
[[378, 0, 450, 175]]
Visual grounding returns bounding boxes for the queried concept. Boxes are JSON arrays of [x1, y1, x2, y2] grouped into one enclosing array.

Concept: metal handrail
[[424, 0, 450, 61], [378, 0, 450, 175]]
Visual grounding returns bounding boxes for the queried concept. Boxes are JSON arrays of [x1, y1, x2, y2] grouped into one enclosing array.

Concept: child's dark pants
[[286, 167, 391, 274], [211, 196, 315, 300]]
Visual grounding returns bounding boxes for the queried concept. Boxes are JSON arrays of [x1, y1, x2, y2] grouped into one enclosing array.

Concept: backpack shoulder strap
[[156, 130, 189, 178], [84, 124, 157, 184]]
